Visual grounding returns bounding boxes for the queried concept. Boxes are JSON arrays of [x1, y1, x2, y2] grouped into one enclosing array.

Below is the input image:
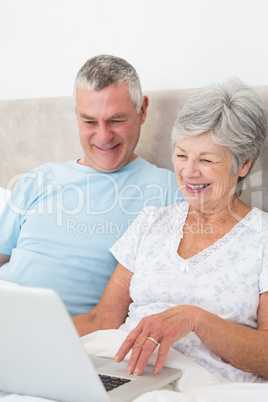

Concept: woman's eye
[[201, 159, 212, 164], [177, 155, 187, 159]]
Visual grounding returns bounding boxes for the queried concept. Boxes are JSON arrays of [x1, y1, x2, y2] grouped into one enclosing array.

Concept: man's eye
[[84, 121, 98, 126], [177, 155, 187, 159], [201, 159, 212, 164], [110, 119, 125, 124]]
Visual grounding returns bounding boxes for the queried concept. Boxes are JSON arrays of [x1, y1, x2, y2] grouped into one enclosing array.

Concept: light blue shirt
[[0, 158, 182, 316]]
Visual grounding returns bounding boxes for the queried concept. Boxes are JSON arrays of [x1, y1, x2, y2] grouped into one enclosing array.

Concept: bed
[[1, 86, 268, 401]]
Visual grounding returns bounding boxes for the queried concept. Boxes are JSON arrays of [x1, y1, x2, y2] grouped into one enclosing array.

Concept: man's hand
[[72, 262, 133, 337], [0, 253, 10, 267], [72, 313, 98, 337]]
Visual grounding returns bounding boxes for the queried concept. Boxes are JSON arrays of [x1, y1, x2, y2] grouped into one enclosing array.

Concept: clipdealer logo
[[5, 169, 182, 228]]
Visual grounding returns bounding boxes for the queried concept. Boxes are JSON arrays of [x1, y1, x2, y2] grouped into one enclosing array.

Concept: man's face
[[76, 82, 148, 172]]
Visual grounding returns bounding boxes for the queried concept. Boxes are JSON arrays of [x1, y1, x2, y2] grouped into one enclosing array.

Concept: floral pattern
[[110, 202, 268, 383]]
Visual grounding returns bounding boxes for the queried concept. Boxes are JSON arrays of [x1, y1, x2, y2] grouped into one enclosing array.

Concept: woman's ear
[[239, 158, 253, 178]]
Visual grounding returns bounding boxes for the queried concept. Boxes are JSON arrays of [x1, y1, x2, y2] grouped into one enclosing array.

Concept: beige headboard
[[1, 87, 268, 211]]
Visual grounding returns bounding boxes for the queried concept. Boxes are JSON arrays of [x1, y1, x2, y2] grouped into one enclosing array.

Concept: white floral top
[[110, 202, 268, 383]]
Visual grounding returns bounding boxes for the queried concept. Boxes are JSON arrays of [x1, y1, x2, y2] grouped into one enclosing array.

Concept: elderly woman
[[73, 79, 268, 383]]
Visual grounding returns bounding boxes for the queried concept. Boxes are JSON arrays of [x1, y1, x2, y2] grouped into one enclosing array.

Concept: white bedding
[[0, 325, 267, 401], [0, 280, 267, 401]]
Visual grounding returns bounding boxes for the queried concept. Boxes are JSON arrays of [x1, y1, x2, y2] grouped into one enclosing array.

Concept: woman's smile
[[185, 182, 211, 192]]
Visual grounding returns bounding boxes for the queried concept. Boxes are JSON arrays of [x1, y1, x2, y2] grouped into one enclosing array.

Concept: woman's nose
[[183, 160, 201, 177]]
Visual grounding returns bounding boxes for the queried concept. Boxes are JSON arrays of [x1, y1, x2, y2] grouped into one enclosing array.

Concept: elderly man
[[0, 55, 181, 316]]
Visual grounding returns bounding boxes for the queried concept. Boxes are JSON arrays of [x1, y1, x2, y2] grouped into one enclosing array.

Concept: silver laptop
[[0, 286, 182, 402]]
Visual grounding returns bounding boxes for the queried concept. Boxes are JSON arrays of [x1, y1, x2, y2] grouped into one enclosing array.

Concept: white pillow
[[0, 187, 10, 214]]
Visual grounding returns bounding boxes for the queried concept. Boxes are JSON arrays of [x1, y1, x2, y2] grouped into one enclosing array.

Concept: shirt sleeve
[[259, 214, 268, 294], [0, 171, 39, 255], [109, 206, 160, 273]]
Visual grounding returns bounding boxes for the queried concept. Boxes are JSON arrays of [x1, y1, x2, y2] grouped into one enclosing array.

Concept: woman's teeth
[[187, 183, 210, 190]]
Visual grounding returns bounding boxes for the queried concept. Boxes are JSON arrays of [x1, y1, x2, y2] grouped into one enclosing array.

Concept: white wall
[[1, 0, 268, 100]]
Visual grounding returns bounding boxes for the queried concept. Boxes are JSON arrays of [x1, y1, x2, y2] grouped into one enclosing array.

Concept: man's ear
[[140, 96, 149, 124], [239, 158, 253, 178]]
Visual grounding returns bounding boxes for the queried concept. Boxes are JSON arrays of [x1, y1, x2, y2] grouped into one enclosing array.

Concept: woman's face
[[174, 132, 249, 213]]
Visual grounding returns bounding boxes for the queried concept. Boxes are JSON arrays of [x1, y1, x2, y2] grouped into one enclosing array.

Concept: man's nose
[[97, 123, 113, 143]]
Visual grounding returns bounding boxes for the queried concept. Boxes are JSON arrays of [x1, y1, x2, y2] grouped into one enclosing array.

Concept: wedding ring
[[147, 337, 159, 346]]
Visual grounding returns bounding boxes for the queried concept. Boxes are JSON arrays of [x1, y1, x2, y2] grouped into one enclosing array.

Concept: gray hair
[[74, 54, 143, 112], [171, 78, 268, 195]]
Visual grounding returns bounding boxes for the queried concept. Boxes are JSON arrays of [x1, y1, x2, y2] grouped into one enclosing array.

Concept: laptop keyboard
[[99, 374, 131, 392]]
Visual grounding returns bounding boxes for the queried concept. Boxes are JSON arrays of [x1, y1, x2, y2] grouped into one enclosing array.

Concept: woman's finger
[[114, 326, 142, 362], [152, 340, 171, 374], [129, 336, 160, 375]]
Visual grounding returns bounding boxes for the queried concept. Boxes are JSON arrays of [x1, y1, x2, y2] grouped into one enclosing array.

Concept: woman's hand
[[114, 293, 268, 379], [114, 305, 200, 375]]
